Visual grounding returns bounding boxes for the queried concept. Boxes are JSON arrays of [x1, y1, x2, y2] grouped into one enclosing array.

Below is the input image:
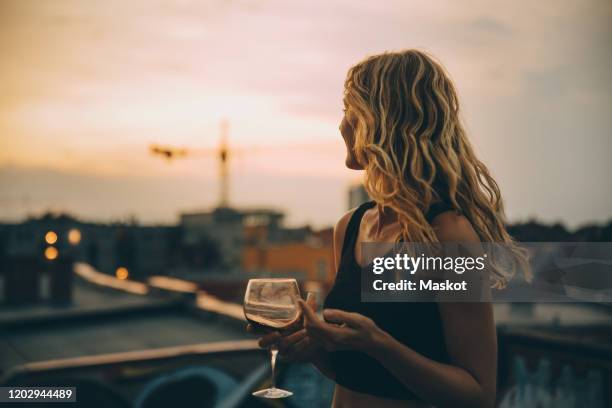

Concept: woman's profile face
[[340, 103, 363, 170]]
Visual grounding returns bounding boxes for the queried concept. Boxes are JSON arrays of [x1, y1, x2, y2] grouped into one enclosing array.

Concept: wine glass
[[244, 278, 301, 398]]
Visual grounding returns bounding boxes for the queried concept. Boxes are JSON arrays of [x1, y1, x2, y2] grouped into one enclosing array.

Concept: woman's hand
[[276, 328, 323, 363], [247, 293, 323, 363], [299, 299, 387, 353]]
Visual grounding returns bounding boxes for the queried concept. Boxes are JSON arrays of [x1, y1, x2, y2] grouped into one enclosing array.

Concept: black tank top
[[323, 200, 454, 400]]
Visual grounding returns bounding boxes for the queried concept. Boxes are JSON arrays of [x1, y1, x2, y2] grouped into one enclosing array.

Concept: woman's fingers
[[300, 299, 337, 342], [323, 308, 362, 328], [277, 328, 307, 352], [300, 300, 343, 339], [278, 330, 308, 354], [258, 331, 281, 348], [291, 337, 310, 354], [279, 337, 311, 362], [306, 292, 317, 311], [298, 299, 357, 351], [299, 299, 319, 326]]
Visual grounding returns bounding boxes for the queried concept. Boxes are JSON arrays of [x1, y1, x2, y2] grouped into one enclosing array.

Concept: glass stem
[[270, 346, 279, 389]]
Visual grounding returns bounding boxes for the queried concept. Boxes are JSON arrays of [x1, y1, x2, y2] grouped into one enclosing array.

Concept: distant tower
[[348, 184, 370, 209], [218, 120, 230, 208]]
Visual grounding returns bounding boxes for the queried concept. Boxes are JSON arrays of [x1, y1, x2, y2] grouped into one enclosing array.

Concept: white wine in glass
[[244, 278, 301, 399]]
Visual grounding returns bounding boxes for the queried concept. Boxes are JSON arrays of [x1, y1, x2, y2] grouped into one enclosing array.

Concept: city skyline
[[1, 0, 611, 228]]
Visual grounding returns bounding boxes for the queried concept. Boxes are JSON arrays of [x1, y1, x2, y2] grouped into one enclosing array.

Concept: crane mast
[[150, 119, 232, 208], [218, 120, 229, 208]]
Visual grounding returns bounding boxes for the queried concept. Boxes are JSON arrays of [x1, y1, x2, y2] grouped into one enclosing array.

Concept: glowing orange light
[[68, 228, 82, 245], [45, 246, 59, 260], [45, 231, 58, 245], [115, 267, 129, 280]]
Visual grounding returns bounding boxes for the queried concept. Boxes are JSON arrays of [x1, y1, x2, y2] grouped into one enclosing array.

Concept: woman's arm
[[303, 299, 495, 407], [368, 302, 496, 408], [368, 213, 497, 407], [302, 212, 497, 407]]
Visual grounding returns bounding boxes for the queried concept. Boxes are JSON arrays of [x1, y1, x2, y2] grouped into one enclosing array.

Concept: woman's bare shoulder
[[430, 211, 480, 243], [330, 207, 361, 271], [333, 207, 358, 248]]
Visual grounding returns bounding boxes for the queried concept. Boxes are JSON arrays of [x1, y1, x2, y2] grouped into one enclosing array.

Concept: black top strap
[[425, 200, 456, 223]]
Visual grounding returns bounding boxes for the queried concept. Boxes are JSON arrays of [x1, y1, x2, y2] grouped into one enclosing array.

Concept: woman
[[250, 49, 527, 408]]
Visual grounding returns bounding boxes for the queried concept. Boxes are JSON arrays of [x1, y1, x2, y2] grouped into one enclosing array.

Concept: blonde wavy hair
[[344, 49, 530, 287]]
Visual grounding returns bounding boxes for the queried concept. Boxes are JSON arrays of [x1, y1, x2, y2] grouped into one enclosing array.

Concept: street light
[[45, 246, 59, 260], [68, 228, 82, 245], [45, 231, 58, 245], [115, 267, 129, 280]]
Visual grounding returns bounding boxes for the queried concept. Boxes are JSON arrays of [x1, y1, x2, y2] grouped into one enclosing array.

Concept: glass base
[[252, 387, 293, 399]]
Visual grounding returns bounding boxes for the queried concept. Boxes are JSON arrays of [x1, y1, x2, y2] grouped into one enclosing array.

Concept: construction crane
[[150, 120, 232, 208]]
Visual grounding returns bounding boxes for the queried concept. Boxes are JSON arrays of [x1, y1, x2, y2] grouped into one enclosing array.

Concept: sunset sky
[[1, 0, 611, 228]]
